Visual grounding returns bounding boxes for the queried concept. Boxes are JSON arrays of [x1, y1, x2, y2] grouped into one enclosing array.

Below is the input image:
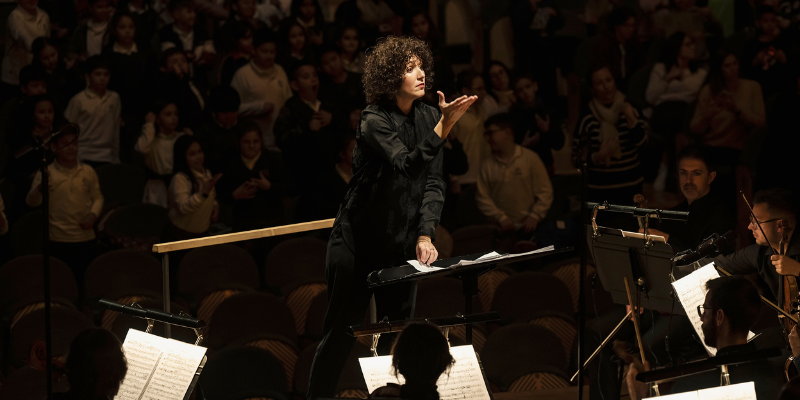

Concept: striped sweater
[[573, 110, 648, 190]]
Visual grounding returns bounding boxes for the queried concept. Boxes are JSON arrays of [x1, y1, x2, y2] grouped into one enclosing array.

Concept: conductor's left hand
[[438, 91, 477, 127], [416, 236, 438, 266]]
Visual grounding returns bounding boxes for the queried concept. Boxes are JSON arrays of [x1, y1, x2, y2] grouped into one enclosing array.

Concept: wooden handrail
[[152, 218, 335, 253]]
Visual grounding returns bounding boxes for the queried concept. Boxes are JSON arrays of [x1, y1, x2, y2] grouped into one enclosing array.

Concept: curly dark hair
[[363, 36, 434, 106]]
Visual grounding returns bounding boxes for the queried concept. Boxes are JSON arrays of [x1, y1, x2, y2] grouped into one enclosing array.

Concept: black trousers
[[307, 226, 412, 399]]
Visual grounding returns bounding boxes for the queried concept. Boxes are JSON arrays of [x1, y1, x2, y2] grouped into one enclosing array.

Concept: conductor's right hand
[[416, 235, 438, 266]]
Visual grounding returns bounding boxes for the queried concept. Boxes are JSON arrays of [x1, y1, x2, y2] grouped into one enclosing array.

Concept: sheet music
[[671, 263, 755, 357], [359, 345, 491, 400], [644, 391, 698, 400], [406, 259, 444, 272], [696, 381, 757, 400], [115, 329, 206, 400], [452, 246, 556, 267]]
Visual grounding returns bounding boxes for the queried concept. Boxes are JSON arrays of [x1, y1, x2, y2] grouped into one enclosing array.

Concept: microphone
[[97, 299, 205, 329], [672, 230, 737, 266]]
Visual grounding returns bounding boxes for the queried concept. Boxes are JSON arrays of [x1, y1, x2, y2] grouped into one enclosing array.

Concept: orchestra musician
[[626, 276, 784, 400], [305, 36, 477, 400]]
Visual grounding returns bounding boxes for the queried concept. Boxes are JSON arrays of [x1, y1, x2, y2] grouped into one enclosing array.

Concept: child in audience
[[64, 55, 121, 166], [484, 61, 516, 112], [218, 121, 289, 231], [167, 135, 221, 239], [193, 85, 241, 173], [68, 0, 113, 60], [509, 73, 564, 174], [31, 37, 83, 107], [217, 20, 253, 86], [118, 0, 159, 46], [275, 61, 342, 191], [287, 0, 324, 46], [231, 29, 292, 150], [336, 25, 364, 73], [318, 44, 365, 118], [277, 20, 313, 69], [136, 100, 187, 207], [1, 0, 50, 92], [215, 0, 260, 55], [26, 129, 104, 284], [154, 48, 205, 128], [476, 113, 552, 236], [156, 0, 216, 84]]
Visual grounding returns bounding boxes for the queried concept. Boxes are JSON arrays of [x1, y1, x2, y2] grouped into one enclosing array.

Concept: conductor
[[306, 36, 477, 399]]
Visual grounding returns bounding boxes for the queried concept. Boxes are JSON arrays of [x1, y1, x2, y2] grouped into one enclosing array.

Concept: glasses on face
[[697, 305, 715, 318], [748, 215, 780, 226]]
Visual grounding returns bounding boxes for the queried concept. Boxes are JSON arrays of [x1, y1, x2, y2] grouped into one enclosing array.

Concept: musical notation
[[359, 345, 491, 400], [114, 329, 206, 400]]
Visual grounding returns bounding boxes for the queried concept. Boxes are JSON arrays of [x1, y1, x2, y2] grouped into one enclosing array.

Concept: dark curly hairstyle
[[363, 36, 434, 106]]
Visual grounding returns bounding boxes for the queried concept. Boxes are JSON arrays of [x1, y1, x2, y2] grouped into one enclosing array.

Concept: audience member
[[286, 0, 325, 47], [318, 44, 366, 120], [155, 0, 216, 81], [136, 100, 187, 207], [53, 328, 127, 400], [659, 0, 722, 60], [476, 113, 553, 237], [369, 323, 455, 400], [231, 29, 292, 150], [117, 0, 159, 47], [255, 0, 289, 29], [574, 65, 647, 205], [277, 20, 314, 70], [509, 72, 564, 174], [64, 55, 121, 167], [511, 0, 563, 102], [167, 135, 221, 239], [26, 129, 103, 284], [31, 37, 83, 108], [218, 121, 289, 231], [742, 6, 793, 100], [214, 0, 261, 56], [216, 20, 253, 87], [68, 0, 113, 61], [275, 61, 342, 191], [193, 85, 241, 173], [1, 0, 50, 101], [154, 48, 206, 129], [690, 48, 764, 203], [335, 24, 365, 74], [645, 32, 707, 120], [484, 61, 516, 113], [588, 7, 643, 92]]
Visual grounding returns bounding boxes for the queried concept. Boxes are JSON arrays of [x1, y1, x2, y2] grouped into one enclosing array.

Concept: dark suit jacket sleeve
[[418, 148, 445, 239], [712, 246, 760, 275]]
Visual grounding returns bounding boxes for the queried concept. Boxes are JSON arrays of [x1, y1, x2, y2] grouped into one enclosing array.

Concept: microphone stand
[[577, 132, 590, 400]]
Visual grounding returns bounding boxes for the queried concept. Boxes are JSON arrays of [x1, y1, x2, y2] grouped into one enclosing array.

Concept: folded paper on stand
[[359, 345, 491, 400], [114, 329, 206, 400], [644, 381, 757, 400], [671, 263, 755, 357]]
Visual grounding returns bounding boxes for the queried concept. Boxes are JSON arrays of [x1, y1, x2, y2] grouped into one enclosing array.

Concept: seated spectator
[[31, 37, 83, 108], [742, 6, 793, 100], [155, 0, 216, 89], [154, 48, 205, 129], [587, 6, 643, 92], [117, 0, 159, 47], [1, 0, 50, 98], [167, 135, 221, 239], [318, 44, 365, 126], [231, 29, 292, 150], [64, 55, 122, 167], [369, 323, 455, 399], [296, 134, 354, 223], [6, 94, 63, 222], [193, 85, 241, 173], [690, 48, 764, 202], [26, 128, 103, 284], [509, 73, 564, 174], [484, 61, 516, 113], [335, 24, 365, 74], [214, 0, 261, 55], [476, 113, 553, 236], [136, 100, 187, 207], [216, 20, 253, 87], [276, 20, 314, 70], [218, 121, 289, 231], [53, 328, 127, 400], [574, 65, 647, 205], [68, 0, 113, 61], [285, 0, 325, 47], [659, 0, 722, 60], [275, 61, 343, 191]]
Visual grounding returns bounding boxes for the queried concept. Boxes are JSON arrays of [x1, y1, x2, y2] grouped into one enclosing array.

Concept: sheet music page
[[644, 391, 699, 400], [452, 246, 556, 267], [359, 345, 491, 400], [672, 262, 722, 356], [114, 329, 206, 400], [695, 381, 757, 400], [406, 259, 444, 272]]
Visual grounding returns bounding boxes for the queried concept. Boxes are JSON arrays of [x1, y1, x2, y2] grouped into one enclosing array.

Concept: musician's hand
[[771, 255, 800, 276], [626, 360, 651, 400], [626, 304, 645, 321], [416, 236, 438, 265], [637, 228, 669, 242], [790, 326, 800, 357]]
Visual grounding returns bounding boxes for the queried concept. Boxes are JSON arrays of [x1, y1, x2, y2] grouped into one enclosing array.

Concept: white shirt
[[26, 161, 104, 242], [2, 5, 50, 85], [135, 123, 186, 175], [64, 88, 122, 164], [86, 19, 109, 57], [646, 63, 709, 107], [231, 61, 292, 147], [113, 42, 138, 55], [168, 169, 217, 234]]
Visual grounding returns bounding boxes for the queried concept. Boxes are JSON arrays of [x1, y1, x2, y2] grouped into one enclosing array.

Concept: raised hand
[[438, 91, 478, 127]]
